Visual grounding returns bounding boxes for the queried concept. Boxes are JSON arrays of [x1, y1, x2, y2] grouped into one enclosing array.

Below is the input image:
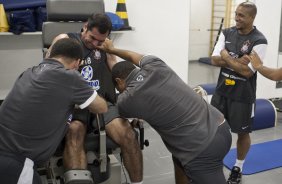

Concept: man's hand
[[95, 38, 114, 53], [248, 51, 263, 70], [238, 55, 250, 65], [220, 49, 231, 61], [130, 119, 141, 128]]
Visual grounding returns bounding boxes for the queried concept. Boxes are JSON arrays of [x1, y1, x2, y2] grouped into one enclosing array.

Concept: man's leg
[[233, 132, 250, 172], [184, 122, 231, 184], [227, 101, 253, 184], [63, 120, 87, 169], [172, 157, 190, 184], [105, 118, 143, 183], [237, 132, 251, 161], [226, 132, 249, 184]]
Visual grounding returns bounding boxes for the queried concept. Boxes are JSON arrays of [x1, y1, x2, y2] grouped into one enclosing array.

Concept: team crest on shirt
[[81, 65, 100, 90], [81, 66, 93, 80], [93, 49, 101, 60], [136, 75, 144, 81], [241, 40, 251, 54]]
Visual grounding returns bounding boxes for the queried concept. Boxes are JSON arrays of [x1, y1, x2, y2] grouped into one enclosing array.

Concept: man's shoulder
[[41, 61, 79, 79], [223, 26, 237, 35], [252, 27, 267, 43], [140, 55, 165, 68], [66, 32, 80, 40]]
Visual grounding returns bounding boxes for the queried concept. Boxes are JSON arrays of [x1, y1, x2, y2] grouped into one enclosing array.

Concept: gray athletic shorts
[[173, 122, 231, 184], [72, 102, 120, 132], [211, 93, 255, 133]]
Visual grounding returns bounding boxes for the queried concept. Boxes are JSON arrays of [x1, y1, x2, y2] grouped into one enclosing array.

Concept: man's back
[[0, 59, 79, 164], [117, 55, 224, 166]]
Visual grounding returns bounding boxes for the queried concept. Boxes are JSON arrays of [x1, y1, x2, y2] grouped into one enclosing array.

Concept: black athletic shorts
[[173, 121, 232, 184], [72, 102, 120, 132], [211, 93, 255, 133], [0, 151, 41, 184]]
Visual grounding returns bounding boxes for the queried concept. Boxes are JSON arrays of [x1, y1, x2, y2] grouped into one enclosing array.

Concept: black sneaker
[[227, 166, 242, 184]]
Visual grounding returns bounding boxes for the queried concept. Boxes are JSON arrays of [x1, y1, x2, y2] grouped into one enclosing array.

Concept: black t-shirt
[[68, 32, 116, 104], [213, 27, 267, 103]]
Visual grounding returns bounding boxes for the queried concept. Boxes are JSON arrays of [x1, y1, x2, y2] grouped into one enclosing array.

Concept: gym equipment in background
[[115, 0, 132, 30], [224, 138, 282, 175], [106, 12, 124, 31]]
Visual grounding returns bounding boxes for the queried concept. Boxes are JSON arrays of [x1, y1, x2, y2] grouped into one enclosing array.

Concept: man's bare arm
[[249, 51, 282, 81], [45, 34, 69, 58], [256, 66, 282, 81], [96, 38, 144, 66], [87, 94, 108, 114], [106, 53, 117, 71], [211, 56, 228, 67], [220, 49, 254, 78]]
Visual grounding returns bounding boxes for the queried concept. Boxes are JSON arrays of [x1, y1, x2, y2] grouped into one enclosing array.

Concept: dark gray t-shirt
[[117, 55, 224, 166], [0, 59, 97, 164], [212, 26, 267, 103]]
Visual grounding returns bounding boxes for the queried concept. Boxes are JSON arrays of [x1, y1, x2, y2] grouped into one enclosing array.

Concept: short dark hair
[[239, 2, 257, 17], [49, 38, 83, 61], [87, 13, 112, 35], [112, 61, 136, 85]]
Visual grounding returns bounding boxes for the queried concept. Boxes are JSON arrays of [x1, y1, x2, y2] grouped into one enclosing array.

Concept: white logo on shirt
[[136, 75, 144, 81], [242, 126, 249, 130], [93, 49, 101, 60]]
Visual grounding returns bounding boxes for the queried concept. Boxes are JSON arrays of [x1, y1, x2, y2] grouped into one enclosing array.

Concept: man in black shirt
[[211, 2, 267, 183], [49, 13, 143, 183]]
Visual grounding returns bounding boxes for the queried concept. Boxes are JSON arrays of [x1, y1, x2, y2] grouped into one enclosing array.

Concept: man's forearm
[[257, 65, 282, 81], [97, 38, 144, 66], [211, 56, 228, 67], [106, 53, 117, 71], [224, 56, 253, 78], [109, 48, 143, 66]]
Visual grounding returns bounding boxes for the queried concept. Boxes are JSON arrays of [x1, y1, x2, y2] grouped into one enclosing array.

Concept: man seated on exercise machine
[[47, 13, 143, 184]]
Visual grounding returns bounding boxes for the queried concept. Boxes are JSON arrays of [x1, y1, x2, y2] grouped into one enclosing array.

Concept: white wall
[[0, 34, 43, 99], [188, 0, 211, 61], [105, 0, 190, 82], [4, 1, 282, 99], [254, 0, 282, 98], [188, 0, 245, 61], [0, 0, 190, 99]]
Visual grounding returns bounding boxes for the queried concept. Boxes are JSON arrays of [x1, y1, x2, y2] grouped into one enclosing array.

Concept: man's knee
[[66, 120, 86, 139], [106, 118, 137, 146]]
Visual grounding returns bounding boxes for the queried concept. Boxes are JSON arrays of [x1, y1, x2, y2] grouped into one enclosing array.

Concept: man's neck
[[52, 57, 71, 69], [238, 26, 254, 35]]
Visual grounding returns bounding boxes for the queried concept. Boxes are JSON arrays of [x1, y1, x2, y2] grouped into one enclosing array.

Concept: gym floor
[[120, 61, 282, 184]]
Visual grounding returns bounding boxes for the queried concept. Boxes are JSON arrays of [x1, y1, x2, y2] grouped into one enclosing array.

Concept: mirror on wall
[[276, 5, 282, 88]]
